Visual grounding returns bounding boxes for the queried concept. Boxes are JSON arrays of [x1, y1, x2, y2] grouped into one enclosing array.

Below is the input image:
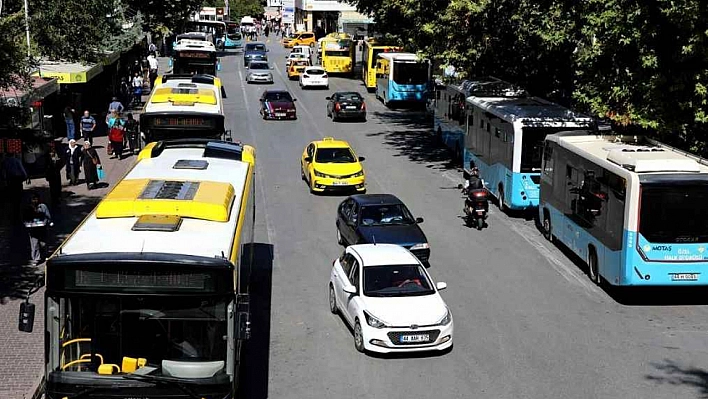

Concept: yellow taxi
[[281, 32, 298, 47], [287, 59, 312, 80], [286, 31, 316, 48], [301, 137, 366, 193]]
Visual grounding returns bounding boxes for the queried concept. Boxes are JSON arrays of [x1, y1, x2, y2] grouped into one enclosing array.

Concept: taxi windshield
[[315, 147, 356, 163]]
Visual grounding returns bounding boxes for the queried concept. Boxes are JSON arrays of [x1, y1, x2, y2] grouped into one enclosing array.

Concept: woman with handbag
[[81, 141, 102, 190], [107, 110, 126, 160]]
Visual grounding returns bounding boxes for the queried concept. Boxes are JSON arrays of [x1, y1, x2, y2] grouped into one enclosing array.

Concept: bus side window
[[543, 143, 554, 178]]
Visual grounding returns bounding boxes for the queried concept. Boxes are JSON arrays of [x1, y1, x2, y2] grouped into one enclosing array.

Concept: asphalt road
[[225, 40, 708, 399]]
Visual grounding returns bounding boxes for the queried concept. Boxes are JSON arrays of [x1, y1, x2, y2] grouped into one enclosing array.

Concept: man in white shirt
[[147, 54, 159, 89]]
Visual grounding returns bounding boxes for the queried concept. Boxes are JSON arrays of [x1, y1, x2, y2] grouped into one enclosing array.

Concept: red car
[[259, 89, 297, 120]]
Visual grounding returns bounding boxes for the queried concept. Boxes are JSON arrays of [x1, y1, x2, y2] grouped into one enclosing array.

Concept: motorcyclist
[[464, 161, 484, 191]]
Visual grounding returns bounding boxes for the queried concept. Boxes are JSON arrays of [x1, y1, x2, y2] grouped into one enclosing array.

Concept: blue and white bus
[[433, 77, 505, 163], [375, 53, 430, 107], [540, 131, 708, 286], [464, 92, 593, 210]]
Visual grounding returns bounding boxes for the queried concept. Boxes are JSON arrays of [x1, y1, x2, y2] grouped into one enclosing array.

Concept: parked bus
[[361, 40, 401, 92], [19, 138, 256, 398], [320, 35, 355, 75], [464, 87, 593, 210], [172, 39, 219, 75], [141, 74, 226, 142], [539, 131, 708, 286], [375, 52, 430, 107], [185, 20, 228, 49]]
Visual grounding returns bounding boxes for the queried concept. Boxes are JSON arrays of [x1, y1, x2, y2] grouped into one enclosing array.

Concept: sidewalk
[[0, 58, 172, 399]]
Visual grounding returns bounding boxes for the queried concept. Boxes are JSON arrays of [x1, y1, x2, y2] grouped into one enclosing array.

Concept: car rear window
[[249, 63, 269, 70], [338, 93, 362, 101], [265, 92, 293, 102], [306, 69, 325, 75]]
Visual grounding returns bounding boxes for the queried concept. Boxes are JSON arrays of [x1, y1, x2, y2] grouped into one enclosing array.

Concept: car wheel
[[354, 320, 365, 353], [300, 164, 306, 181], [309, 177, 316, 194], [329, 284, 338, 314]]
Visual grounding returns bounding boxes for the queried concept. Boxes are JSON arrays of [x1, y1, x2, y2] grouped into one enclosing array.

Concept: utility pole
[[24, 0, 31, 58]]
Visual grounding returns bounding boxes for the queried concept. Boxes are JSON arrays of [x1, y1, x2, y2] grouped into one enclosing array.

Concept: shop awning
[[33, 60, 103, 84], [0, 76, 59, 105], [339, 11, 373, 24]]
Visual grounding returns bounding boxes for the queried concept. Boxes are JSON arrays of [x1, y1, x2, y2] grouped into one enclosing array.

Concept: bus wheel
[[497, 185, 506, 212], [588, 248, 601, 285], [542, 211, 554, 242]]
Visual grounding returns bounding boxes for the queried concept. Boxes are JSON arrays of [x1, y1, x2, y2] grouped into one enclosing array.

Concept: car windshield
[[337, 93, 362, 101], [360, 204, 415, 226], [246, 44, 266, 51], [306, 69, 325, 75], [249, 63, 269, 70], [315, 147, 356, 163], [264, 92, 293, 102], [364, 265, 435, 297]]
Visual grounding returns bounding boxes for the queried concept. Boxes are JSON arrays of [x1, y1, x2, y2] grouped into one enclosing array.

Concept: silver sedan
[[246, 61, 274, 84]]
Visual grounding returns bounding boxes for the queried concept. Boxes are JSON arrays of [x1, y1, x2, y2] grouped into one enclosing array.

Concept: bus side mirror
[[18, 302, 35, 333]]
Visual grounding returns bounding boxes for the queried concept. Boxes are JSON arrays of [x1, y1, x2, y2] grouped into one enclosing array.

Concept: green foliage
[[227, 0, 265, 20], [126, 0, 205, 32], [0, 12, 33, 90], [349, 0, 708, 151]]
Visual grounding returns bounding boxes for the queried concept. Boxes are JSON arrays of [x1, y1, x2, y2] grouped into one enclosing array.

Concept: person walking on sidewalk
[[132, 72, 144, 107], [79, 110, 97, 145], [125, 113, 140, 155], [65, 139, 81, 185], [108, 96, 125, 115], [24, 193, 52, 264], [147, 52, 159, 90], [63, 107, 76, 140], [107, 111, 126, 160], [81, 141, 101, 190]]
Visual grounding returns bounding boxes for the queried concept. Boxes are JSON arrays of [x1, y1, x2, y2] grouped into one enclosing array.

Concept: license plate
[[346, 106, 357, 109], [400, 334, 429, 343], [671, 273, 699, 281], [476, 210, 485, 215], [332, 181, 348, 186], [275, 113, 286, 117]]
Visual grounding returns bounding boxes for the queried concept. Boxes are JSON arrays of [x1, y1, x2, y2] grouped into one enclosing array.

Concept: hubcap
[[354, 324, 363, 347], [329, 287, 335, 310]]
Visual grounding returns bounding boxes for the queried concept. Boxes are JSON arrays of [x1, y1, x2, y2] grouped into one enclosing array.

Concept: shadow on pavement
[[238, 242, 274, 399], [366, 111, 460, 171], [0, 189, 100, 302], [646, 360, 708, 397]]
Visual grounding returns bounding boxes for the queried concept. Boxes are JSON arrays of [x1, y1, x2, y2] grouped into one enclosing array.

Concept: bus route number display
[[75, 269, 209, 290], [179, 51, 211, 59], [153, 117, 214, 127]]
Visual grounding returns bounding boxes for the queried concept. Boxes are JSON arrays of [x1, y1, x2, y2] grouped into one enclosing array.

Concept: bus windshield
[[639, 183, 708, 243], [53, 295, 228, 373], [392, 62, 428, 85]]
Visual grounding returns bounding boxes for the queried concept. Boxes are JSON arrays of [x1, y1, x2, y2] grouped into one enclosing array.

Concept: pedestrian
[[24, 193, 52, 264], [147, 52, 159, 89], [45, 147, 62, 207], [130, 59, 143, 80], [81, 141, 101, 190], [79, 110, 96, 145], [124, 113, 140, 155], [108, 96, 124, 114], [65, 139, 81, 185], [63, 107, 76, 140], [132, 72, 144, 106], [265, 25, 270, 37], [107, 111, 125, 160], [2, 154, 28, 224], [148, 41, 157, 55]]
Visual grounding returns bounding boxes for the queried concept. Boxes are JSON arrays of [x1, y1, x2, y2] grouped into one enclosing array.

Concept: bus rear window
[[639, 184, 708, 243], [392, 62, 428, 85]]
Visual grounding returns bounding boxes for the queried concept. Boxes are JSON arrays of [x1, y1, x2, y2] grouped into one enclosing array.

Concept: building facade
[[294, 0, 372, 35]]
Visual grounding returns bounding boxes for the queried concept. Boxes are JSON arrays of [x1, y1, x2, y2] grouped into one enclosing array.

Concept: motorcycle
[[457, 172, 489, 230]]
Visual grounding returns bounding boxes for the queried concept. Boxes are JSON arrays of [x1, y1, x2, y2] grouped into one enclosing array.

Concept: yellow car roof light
[[323, 137, 335, 141], [95, 178, 235, 222]]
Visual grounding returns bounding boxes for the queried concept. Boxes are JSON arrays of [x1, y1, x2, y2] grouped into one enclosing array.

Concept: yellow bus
[[320, 34, 355, 75], [19, 138, 257, 399], [361, 39, 402, 92]]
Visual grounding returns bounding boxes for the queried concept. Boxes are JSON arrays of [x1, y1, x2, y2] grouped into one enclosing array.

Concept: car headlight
[[314, 170, 326, 178], [437, 308, 452, 326], [409, 243, 430, 251], [364, 310, 389, 329], [353, 170, 364, 178]]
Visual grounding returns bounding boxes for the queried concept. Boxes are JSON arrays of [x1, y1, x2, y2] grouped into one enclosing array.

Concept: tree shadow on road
[[238, 242, 274, 399], [0, 188, 100, 302], [646, 360, 708, 398], [366, 110, 461, 171]]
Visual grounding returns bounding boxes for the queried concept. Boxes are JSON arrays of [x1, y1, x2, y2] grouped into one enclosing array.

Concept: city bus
[[320, 35, 355, 75], [186, 20, 228, 49], [172, 39, 219, 75], [141, 74, 226, 142], [361, 40, 401, 92], [19, 138, 256, 398], [375, 52, 430, 107], [464, 89, 593, 210], [224, 20, 244, 49], [539, 131, 708, 286]]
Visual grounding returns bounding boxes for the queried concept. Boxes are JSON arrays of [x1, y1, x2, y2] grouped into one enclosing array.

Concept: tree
[[0, 12, 33, 90], [227, 0, 264, 19], [125, 0, 207, 32]]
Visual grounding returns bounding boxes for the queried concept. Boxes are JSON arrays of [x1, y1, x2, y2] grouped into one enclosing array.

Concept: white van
[[291, 45, 312, 59]]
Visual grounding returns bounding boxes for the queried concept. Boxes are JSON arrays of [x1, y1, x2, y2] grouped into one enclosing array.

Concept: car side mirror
[[342, 284, 357, 295], [325, 97, 331, 100], [304, 156, 312, 162], [415, 217, 424, 223], [270, 66, 274, 70], [436, 282, 447, 291], [293, 98, 297, 102], [358, 156, 365, 162]]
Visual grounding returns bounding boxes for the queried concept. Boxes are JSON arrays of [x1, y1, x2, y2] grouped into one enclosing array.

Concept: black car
[[326, 91, 366, 122], [336, 194, 430, 262], [244, 42, 268, 67], [259, 89, 297, 120]]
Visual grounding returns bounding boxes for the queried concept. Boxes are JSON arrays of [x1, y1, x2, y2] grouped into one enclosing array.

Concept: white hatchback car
[[299, 66, 329, 89], [329, 243, 453, 354]]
